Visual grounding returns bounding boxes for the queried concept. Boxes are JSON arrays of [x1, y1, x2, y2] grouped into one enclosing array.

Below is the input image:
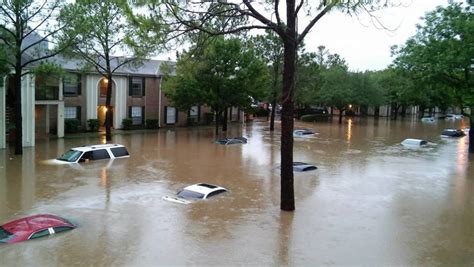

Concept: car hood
[[42, 159, 75, 165]]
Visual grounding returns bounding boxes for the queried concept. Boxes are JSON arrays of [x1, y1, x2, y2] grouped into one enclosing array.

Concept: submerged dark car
[[216, 137, 248, 145], [441, 129, 465, 137]]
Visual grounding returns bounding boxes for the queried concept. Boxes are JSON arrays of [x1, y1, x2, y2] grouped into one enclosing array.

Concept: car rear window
[[92, 149, 110, 160], [178, 189, 205, 200], [110, 147, 129, 157], [53, 226, 74, 234]]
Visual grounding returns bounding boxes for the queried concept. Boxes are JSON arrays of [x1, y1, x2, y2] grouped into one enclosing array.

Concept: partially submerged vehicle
[[162, 183, 229, 205], [441, 129, 465, 137], [216, 137, 247, 145], [50, 144, 130, 164], [292, 162, 318, 172], [293, 129, 317, 137], [421, 116, 435, 123], [0, 214, 76, 244], [401, 138, 429, 147]]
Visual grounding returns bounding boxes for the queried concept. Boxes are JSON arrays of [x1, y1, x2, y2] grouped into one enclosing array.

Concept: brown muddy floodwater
[[0, 117, 473, 266]]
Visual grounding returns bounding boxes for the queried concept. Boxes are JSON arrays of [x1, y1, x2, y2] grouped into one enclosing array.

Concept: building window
[[64, 106, 81, 120], [130, 106, 144, 125], [129, 76, 145, 97], [165, 106, 177, 124], [188, 105, 200, 122], [63, 73, 81, 96], [36, 75, 59, 100], [100, 78, 109, 98]]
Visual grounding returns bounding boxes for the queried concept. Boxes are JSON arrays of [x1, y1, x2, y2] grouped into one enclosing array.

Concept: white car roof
[[183, 183, 227, 195], [401, 138, 426, 145], [70, 144, 126, 152]]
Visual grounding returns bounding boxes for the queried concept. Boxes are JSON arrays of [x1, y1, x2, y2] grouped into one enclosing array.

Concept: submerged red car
[[0, 214, 76, 244]]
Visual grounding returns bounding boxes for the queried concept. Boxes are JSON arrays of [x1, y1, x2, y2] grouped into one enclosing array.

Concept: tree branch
[[298, 3, 335, 44]]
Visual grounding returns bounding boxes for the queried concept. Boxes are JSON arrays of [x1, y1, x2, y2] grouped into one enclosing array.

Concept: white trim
[[0, 76, 5, 149], [22, 74, 35, 147]]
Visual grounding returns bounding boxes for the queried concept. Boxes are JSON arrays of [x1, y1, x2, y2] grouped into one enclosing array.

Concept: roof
[[70, 144, 126, 152], [37, 55, 176, 77], [1, 214, 73, 237], [183, 183, 227, 195]]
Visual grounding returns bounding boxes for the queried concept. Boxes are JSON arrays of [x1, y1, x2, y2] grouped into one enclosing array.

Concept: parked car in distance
[[52, 144, 129, 164], [162, 183, 228, 205], [445, 114, 463, 120], [0, 214, 76, 244], [216, 137, 247, 145], [441, 129, 466, 137], [421, 116, 435, 123], [293, 129, 318, 137], [401, 138, 429, 147]]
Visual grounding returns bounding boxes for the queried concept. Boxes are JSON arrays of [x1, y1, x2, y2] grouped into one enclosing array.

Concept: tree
[[250, 30, 284, 131], [163, 37, 267, 135], [137, 0, 400, 211], [392, 3, 474, 152], [0, 0, 70, 155], [59, 0, 160, 141], [319, 61, 352, 123]]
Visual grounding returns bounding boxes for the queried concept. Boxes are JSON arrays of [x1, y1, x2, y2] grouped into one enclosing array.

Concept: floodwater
[[0, 117, 473, 266]]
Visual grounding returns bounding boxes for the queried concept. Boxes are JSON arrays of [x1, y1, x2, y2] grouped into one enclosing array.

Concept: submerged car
[[216, 137, 247, 145], [421, 116, 435, 123], [292, 162, 318, 172], [293, 129, 317, 137], [0, 214, 76, 244], [401, 138, 429, 147], [441, 129, 465, 137], [163, 183, 229, 204], [53, 144, 129, 164], [445, 114, 463, 120]]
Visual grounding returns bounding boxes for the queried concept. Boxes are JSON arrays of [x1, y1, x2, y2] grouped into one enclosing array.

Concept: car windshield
[[177, 189, 205, 200], [0, 227, 13, 243], [57, 150, 82, 162]]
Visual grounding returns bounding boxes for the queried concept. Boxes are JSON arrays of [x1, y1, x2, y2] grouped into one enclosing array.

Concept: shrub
[[65, 119, 81, 133], [300, 114, 330, 122], [122, 118, 133, 130], [146, 119, 159, 129], [254, 107, 270, 117], [87, 119, 100, 132]]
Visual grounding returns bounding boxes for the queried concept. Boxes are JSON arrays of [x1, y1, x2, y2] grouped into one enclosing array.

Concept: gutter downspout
[[158, 75, 163, 128]]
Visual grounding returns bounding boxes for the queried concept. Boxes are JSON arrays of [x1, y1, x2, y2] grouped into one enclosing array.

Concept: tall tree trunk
[[105, 73, 113, 141], [214, 109, 220, 136], [401, 105, 406, 118], [14, 71, 22, 155], [270, 92, 277, 131], [338, 109, 343, 124], [374, 106, 380, 118], [280, 4, 296, 212], [222, 107, 228, 132]]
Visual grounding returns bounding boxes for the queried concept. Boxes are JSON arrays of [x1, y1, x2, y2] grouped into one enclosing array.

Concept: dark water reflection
[[0, 117, 473, 265]]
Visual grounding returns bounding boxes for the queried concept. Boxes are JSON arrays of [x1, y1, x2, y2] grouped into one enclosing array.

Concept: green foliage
[[87, 119, 100, 132], [163, 37, 268, 130], [392, 3, 474, 111], [300, 114, 330, 122], [65, 119, 81, 133], [146, 119, 159, 129], [122, 118, 133, 130]]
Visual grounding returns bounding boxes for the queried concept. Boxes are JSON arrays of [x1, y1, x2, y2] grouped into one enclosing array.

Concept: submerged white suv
[[54, 144, 129, 164]]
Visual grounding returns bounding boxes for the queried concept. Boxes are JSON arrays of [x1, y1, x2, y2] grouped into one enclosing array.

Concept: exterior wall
[[64, 74, 87, 127], [144, 77, 160, 120]]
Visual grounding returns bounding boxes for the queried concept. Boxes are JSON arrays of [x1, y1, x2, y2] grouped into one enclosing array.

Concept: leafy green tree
[[392, 3, 474, 152], [163, 37, 267, 135], [0, 0, 70, 154], [319, 61, 352, 123], [59, 0, 160, 141]]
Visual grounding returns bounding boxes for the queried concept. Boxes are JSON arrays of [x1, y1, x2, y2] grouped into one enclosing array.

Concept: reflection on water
[[0, 117, 473, 265]]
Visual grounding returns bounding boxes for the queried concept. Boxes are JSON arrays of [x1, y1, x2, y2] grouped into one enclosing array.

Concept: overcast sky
[[157, 1, 451, 71], [305, 0, 449, 71]]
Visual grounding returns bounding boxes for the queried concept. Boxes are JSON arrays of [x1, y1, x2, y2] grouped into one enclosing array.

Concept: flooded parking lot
[[0, 117, 473, 266]]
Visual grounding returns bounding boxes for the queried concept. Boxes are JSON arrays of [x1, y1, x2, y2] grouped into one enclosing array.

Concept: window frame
[[63, 73, 81, 96], [129, 76, 145, 97]]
